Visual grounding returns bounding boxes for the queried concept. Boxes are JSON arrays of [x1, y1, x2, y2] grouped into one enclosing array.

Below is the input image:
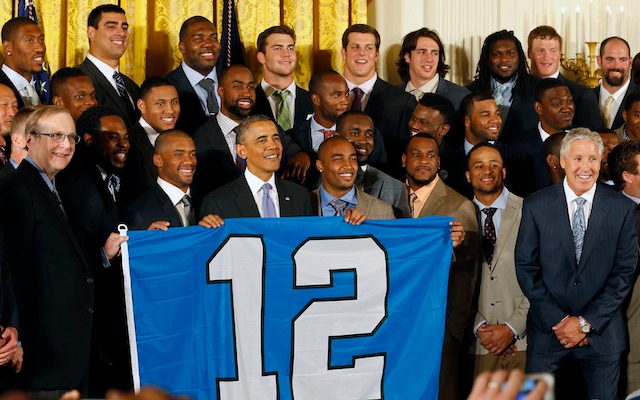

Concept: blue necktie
[[330, 198, 349, 216], [113, 71, 133, 111], [262, 183, 277, 218], [572, 197, 586, 262]]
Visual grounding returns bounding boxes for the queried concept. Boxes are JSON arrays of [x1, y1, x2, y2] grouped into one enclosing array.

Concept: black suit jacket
[[77, 58, 140, 127], [364, 78, 417, 179], [121, 122, 157, 203], [0, 161, 15, 180], [557, 73, 601, 130], [466, 77, 540, 145], [0, 226, 18, 331], [0, 69, 25, 109], [253, 84, 313, 129], [164, 64, 213, 135], [199, 175, 312, 219], [123, 184, 187, 230], [0, 161, 94, 390], [594, 81, 640, 130], [516, 183, 637, 355]]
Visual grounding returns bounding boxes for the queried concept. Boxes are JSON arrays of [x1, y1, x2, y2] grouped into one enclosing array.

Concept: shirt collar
[[24, 155, 56, 190], [544, 70, 560, 79], [319, 185, 357, 208], [1, 64, 30, 90], [86, 53, 120, 79], [344, 73, 377, 95], [181, 61, 218, 87], [216, 112, 239, 136], [537, 122, 552, 142], [563, 177, 597, 205], [244, 167, 276, 195], [262, 79, 297, 98], [157, 177, 190, 206], [139, 117, 161, 144], [310, 115, 336, 131], [491, 75, 516, 91], [601, 78, 631, 100], [406, 74, 440, 94], [473, 187, 510, 211], [622, 190, 640, 205]]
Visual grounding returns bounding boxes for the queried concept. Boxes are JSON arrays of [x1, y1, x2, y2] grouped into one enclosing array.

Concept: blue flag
[[17, 0, 51, 104], [123, 216, 452, 400], [216, 0, 245, 72]]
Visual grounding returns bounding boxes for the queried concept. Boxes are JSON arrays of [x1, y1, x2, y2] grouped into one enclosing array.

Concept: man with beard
[[336, 111, 409, 218], [596, 37, 639, 130], [51, 68, 98, 122], [464, 143, 528, 382], [165, 16, 221, 135], [121, 77, 180, 202], [60, 106, 132, 394], [124, 130, 198, 230], [192, 65, 307, 207], [466, 30, 539, 145], [403, 133, 479, 400]]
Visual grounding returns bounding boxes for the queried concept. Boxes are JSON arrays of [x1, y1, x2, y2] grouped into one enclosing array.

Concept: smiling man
[[165, 16, 221, 135], [51, 68, 98, 122], [596, 37, 640, 130], [617, 92, 640, 140], [516, 128, 638, 400], [1, 18, 46, 108], [199, 114, 312, 223], [77, 4, 140, 126]]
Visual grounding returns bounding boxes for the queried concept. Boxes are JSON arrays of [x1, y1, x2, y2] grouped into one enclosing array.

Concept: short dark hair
[[466, 142, 504, 171], [608, 139, 640, 190], [179, 16, 213, 42], [256, 26, 296, 54], [341, 24, 380, 50], [317, 135, 354, 161], [460, 91, 495, 118], [542, 132, 566, 158], [599, 36, 631, 57], [155, 129, 192, 153], [335, 110, 373, 133], [418, 93, 456, 125], [139, 77, 175, 100], [308, 69, 342, 95], [76, 106, 123, 137], [50, 68, 90, 98], [87, 4, 126, 29], [404, 132, 439, 155], [1, 17, 38, 42], [236, 114, 275, 145], [397, 28, 449, 82], [535, 78, 570, 103], [624, 91, 640, 113], [527, 25, 562, 51]]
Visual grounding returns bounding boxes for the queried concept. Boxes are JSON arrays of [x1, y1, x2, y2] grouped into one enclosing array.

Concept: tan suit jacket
[[417, 177, 480, 342], [470, 192, 529, 355], [311, 187, 395, 220]]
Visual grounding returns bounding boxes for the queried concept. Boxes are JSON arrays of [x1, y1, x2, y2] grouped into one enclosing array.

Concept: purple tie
[[351, 87, 364, 111]]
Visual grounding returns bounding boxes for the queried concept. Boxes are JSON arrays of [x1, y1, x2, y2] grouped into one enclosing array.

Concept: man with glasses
[[0, 106, 127, 396]]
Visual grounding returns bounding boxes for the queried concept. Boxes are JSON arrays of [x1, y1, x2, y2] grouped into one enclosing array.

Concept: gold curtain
[[1, 0, 366, 87]]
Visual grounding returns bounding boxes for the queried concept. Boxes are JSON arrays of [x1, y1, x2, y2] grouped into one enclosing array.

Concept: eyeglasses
[[32, 132, 81, 144]]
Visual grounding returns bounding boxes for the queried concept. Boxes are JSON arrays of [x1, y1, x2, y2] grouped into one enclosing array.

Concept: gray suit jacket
[[311, 187, 394, 220], [418, 177, 480, 342], [470, 192, 529, 354], [357, 165, 410, 218]]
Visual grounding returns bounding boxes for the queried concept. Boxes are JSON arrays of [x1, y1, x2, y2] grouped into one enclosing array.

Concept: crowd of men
[[0, 4, 639, 400]]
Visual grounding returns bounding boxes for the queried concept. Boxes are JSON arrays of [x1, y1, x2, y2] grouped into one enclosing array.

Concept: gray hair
[[559, 127, 604, 159]]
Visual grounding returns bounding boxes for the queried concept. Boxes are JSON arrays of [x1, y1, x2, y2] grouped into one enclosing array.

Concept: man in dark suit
[[121, 77, 180, 202], [60, 106, 132, 394], [125, 130, 197, 231], [341, 24, 417, 180], [397, 28, 470, 110], [336, 111, 409, 218], [164, 16, 221, 135], [50, 68, 98, 122], [311, 136, 393, 221], [404, 133, 480, 400], [595, 37, 640, 130], [516, 128, 638, 400], [527, 25, 601, 130], [0, 224, 21, 388], [0, 84, 18, 167], [199, 115, 312, 223], [252, 26, 313, 131], [466, 30, 539, 145], [1, 18, 47, 108], [77, 4, 140, 127], [0, 106, 126, 396]]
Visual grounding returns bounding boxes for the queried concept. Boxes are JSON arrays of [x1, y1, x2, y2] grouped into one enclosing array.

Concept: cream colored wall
[[368, 0, 640, 86]]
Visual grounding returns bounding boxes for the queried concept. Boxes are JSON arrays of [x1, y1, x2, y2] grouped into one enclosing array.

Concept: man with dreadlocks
[[466, 30, 540, 146]]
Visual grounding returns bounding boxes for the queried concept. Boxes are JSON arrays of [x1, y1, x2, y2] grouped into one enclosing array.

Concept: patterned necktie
[[603, 96, 614, 128], [52, 186, 66, 218], [493, 84, 509, 109], [198, 78, 219, 116], [113, 71, 133, 110], [106, 173, 121, 203], [261, 183, 277, 218], [482, 207, 497, 266], [408, 192, 418, 218], [320, 129, 336, 140], [180, 194, 196, 226], [272, 90, 292, 130], [572, 197, 587, 262], [351, 87, 364, 111], [410, 88, 424, 100], [330, 198, 349, 216], [25, 83, 40, 106]]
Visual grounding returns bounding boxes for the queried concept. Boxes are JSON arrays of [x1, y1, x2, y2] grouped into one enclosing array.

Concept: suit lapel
[[577, 187, 608, 274], [490, 193, 518, 271], [234, 177, 260, 217], [418, 178, 446, 217], [153, 186, 184, 227], [551, 185, 579, 268], [276, 179, 294, 217], [83, 59, 133, 124]]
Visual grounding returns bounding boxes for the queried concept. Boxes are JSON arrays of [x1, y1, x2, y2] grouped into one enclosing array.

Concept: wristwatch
[[578, 316, 591, 333]]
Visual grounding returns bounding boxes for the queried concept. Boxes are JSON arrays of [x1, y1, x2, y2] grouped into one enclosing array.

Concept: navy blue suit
[[516, 183, 638, 399]]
